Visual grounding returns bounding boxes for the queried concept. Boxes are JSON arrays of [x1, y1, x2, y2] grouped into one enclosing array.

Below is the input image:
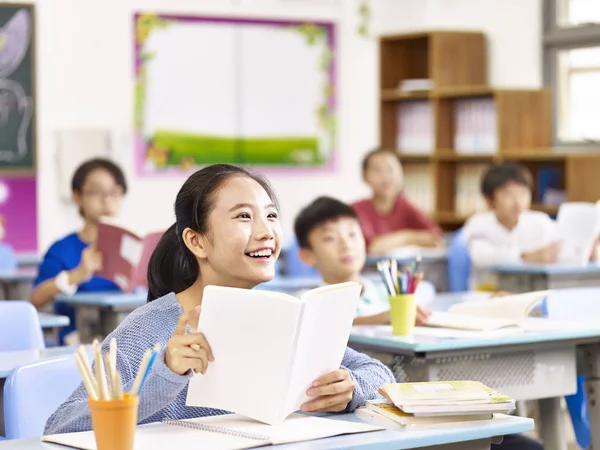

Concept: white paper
[[120, 234, 143, 267], [556, 202, 600, 264]]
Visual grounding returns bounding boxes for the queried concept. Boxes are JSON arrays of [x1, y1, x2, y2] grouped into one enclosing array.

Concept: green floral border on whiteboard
[[134, 14, 172, 129], [288, 23, 336, 149]]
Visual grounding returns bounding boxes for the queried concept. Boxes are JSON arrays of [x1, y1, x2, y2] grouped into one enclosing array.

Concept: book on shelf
[[397, 100, 435, 154], [453, 98, 497, 154], [403, 164, 435, 215], [455, 165, 489, 216], [425, 290, 550, 331], [399, 78, 433, 92], [186, 282, 361, 425]]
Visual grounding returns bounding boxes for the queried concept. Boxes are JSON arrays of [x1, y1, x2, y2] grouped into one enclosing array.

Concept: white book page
[[187, 286, 302, 425], [556, 202, 600, 264], [425, 312, 518, 332], [284, 282, 361, 416], [447, 290, 550, 322]]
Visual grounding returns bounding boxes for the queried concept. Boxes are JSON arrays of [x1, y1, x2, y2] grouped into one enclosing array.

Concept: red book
[[96, 222, 165, 292]]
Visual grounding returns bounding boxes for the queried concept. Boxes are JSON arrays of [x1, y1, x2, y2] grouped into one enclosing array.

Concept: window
[[543, 0, 600, 145]]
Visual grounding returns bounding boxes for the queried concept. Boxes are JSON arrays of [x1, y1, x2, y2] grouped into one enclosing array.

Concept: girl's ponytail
[[146, 223, 198, 302]]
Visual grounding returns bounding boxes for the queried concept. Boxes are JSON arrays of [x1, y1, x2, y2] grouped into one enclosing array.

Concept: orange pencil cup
[[88, 394, 139, 450], [389, 294, 416, 336]]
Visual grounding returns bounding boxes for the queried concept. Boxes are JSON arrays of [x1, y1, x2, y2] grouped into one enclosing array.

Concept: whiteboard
[[134, 13, 336, 174]]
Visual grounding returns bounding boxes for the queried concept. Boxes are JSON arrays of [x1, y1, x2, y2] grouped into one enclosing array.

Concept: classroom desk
[[348, 292, 600, 450], [0, 270, 36, 301], [56, 291, 147, 344], [365, 252, 448, 292], [0, 414, 534, 449], [0, 346, 81, 437], [37, 313, 70, 347], [15, 253, 40, 270], [490, 262, 600, 293]]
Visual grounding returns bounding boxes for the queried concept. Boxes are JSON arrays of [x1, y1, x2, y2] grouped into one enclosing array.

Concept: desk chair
[[3, 355, 81, 439], [0, 301, 44, 351], [447, 229, 471, 292], [0, 243, 17, 272], [281, 238, 319, 277], [540, 288, 599, 450]]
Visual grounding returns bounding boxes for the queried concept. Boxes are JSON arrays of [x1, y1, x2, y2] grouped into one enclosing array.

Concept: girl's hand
[[301, 369, 355, 412], [165, 306, 214, 375]]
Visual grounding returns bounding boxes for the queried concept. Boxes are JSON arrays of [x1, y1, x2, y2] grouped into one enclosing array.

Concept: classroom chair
[[281, 237, 319, 277], [0, 243, 17, 272], [447, 228, 471, 292], [540, 288, 599, 450], [3, 355, 81, 439], [0, 301, 44, 351]]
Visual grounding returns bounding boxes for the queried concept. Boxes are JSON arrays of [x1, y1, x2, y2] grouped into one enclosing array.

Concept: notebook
[[95, 221, 164, 292], [425, 290, 550, 331], [41, 413, 383, 450], [187, 282, 361, 425]]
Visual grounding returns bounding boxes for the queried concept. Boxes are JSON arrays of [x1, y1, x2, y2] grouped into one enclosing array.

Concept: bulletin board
[[0, 177, 37, 251], [134, 13, 336, 175], [0, 3, 35, 171]]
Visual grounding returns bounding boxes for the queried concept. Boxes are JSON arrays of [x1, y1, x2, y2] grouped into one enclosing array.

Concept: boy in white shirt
[[464, 162, 562, 290], [294, 196, 430, 325]]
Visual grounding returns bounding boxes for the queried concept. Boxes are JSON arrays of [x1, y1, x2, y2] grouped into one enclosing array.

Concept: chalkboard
[[0, 4, 35, 171]]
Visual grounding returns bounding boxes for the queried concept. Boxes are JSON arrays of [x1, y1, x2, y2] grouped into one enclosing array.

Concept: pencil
[[93, 340, 110, 401], [137, 344, 161, 394], [131, 349, 151, 397], [75, 352, 98, 401], [77, 346, 98, 396]]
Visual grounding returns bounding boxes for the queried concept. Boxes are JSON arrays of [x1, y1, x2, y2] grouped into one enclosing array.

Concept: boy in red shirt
[[352, 148, 443, 255]]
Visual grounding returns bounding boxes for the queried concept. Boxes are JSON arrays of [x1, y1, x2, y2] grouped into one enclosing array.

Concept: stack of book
[[357, 381, 515, 429]]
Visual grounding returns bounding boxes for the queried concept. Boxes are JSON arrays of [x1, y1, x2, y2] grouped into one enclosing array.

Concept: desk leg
[[0, 378, 5, 436], [537, 397, 567, 450], [582, 343, 600, 450]]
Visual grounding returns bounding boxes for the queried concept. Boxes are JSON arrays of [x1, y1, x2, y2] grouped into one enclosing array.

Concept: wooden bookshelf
[[379, 30, 600, 230]]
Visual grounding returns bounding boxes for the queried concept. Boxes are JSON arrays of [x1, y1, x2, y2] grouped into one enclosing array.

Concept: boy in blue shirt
[[31, 159, 127, 344], [294, 196, 430, 326]]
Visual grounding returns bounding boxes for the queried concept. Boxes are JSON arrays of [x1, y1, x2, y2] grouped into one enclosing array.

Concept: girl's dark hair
[[71, 158, 128, 194], [147, 164, 279, 302]]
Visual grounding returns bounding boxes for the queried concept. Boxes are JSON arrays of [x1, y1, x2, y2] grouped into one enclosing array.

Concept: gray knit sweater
[[44, 292, 394, 435]]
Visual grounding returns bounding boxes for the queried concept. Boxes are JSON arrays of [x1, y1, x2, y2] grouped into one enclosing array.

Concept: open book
[[425, 290, 550, 331], [186, 282, 361, 425], [556, 202, 600, 265], [42, 413, 383, 450], [96, 221, 165, 292]]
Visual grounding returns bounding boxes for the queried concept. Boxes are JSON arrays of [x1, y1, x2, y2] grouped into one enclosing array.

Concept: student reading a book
[[30, 158, 127, 344], [352, 148, 443, 255], [463, 162, 596, 291], [294, 196, 431, 326], [45, 164, 394, 435]]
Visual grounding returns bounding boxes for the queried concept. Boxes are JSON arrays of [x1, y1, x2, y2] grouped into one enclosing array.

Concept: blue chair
[[0, 301, 44, 351], [3, 355, 81, 439], [0, 242, 17, 272], [447, 228, 471, 292], [281, 237, 319, 277], [539, 288, 600, 450]]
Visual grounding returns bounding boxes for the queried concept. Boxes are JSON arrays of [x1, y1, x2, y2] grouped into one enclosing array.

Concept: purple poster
[[0, 177, 37, 251]]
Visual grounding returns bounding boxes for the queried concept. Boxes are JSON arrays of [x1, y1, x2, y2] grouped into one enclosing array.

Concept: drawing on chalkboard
[[0, 6, 34, 168], [134, 13, 336, 174]]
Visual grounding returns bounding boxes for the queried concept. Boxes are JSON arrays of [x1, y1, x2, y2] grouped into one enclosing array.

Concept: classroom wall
[[10, 0, 541, 252]]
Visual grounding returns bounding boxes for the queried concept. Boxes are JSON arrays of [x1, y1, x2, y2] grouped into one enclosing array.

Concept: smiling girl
[[44, 164, 394, 434]]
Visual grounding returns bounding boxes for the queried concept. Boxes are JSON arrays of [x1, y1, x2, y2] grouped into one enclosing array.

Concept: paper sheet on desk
[[413, 327, 525, 340]]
